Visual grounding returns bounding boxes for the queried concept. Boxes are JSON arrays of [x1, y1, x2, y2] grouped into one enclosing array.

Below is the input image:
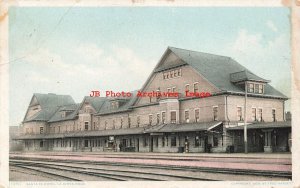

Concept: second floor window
[[157, 113, 160, 124], [195, 109, 200, 122], [128, 117, 131, 128], [237, 107, 242, 121], [194, 83, 199, 92], [85, 122, 89, 130], [258, 108, 263, 121], [213, 107, 218, 121], [185, 110, 189, 123], [162, 112, 166, 124], [40, 127, 44, 134], [149, 115, 153, 125], [272, 109, 276, 122], [121, 118, 123, 128], [252, 108, 256, 121], [185, 84, 190, 92], [137, 116, 140, 127], [171, 111, 176, 124]]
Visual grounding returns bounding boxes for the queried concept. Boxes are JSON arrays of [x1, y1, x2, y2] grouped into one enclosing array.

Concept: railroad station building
[[15, 47, 291, 153]]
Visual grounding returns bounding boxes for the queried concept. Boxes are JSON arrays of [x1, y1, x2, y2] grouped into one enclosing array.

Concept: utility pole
[[244, 81, 248, 154]]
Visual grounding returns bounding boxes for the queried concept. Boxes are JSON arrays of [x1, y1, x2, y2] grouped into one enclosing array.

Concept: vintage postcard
[[0, 0, 299, 188]]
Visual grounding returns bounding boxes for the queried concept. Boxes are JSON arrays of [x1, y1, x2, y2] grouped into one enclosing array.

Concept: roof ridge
[[168, 46, 231, 59]]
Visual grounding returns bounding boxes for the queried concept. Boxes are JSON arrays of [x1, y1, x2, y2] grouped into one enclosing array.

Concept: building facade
[[16, 47, 291, 153]]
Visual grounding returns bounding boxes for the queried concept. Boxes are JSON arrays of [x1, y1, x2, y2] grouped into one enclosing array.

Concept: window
[[163, 69, 182, 79], [195, 136, 200, 147], [193, 82, 199, 92], [252, 108, 256, 121], [171, 136, 177, 147], [93, 122, 96, 130], [167, 88, 171, 93], [137, 116, 140, 127], [171, 111, 176, 124], [258, 108, 262, 122], [185, 110, 189, 123], [178, 69, 182, 76], [156, 89, 160, 101], [213, 107, 218, 121], [85, 122, 89, 130], [237, 107, 242, 121], [162, 136, 165, 147], [40, 127, 44, 134], [254, 84, 259, 93], [162, 112, 166, 124], [143, 137, 148, 147], [259, 84, 264, 94], [84, 140, 89, 147], [213, 135, 218, 147], [195, 109, 200, 122], [40, 141, 43, 148], [157, 113, 160, 124], [166, 135, 169, 146], [112, 120, 115, 129], [172, 87, 176, 93], [248, 83, 254, 93], [185, 84, 190, 92], [149, 115, 153, 125], [272, 109, 276, 122], [58, 126, 60, 133], [121, 118, 123, 128], [156, 137, 159, 147], [128, 117, 131, 128]]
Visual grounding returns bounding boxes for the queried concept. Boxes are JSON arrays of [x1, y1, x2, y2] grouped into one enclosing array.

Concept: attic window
[[61, 112, 66, 118], [163, 68, 182, 80], [111, 101, 119, 109]]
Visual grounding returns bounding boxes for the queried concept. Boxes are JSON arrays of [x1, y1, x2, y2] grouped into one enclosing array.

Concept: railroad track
[[10, 165, 82, 181], [10, 159, 215, 181], [10, 158, 291, 180]]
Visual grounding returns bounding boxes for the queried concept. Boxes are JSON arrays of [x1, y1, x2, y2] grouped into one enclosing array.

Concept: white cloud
[[266, 20, 278, 32], [225, 29, 291, 110]]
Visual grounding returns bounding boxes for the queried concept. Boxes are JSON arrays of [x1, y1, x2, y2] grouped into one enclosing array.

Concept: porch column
[[263, 129, 273, 152]]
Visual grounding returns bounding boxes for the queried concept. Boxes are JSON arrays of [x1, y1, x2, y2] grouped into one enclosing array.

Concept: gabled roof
[[48, 103, 80, 123], [168, 47, 287, 99], [23, 93, 75, 122], [96, 91, 138, 115], [81, 96, 107, 113]]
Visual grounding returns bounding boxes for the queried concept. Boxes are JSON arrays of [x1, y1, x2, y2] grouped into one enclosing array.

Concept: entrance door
[[204, 135, 209, 152], [136, 138, 139, 152], [150, 137, 153, 152]]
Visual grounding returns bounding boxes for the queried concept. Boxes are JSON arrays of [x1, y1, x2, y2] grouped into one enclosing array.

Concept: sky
[[9, 7, 291, 126]]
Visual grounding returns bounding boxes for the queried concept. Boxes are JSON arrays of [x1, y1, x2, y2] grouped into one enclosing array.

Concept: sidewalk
[[10, 151, 291, 159]]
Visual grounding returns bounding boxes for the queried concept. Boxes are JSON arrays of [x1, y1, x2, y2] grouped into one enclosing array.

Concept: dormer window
[[111, 101, 119, 109], [247, 83, 264, 94], [248, 83, 254, 93], [259, 84, 263, 94]]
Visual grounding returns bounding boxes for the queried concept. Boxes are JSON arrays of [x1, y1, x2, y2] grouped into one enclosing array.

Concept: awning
[[146, 121, 223, 133], [14, 122, 223, 140], [227, 121, 291, 131], [14, 127, 145, 140]]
